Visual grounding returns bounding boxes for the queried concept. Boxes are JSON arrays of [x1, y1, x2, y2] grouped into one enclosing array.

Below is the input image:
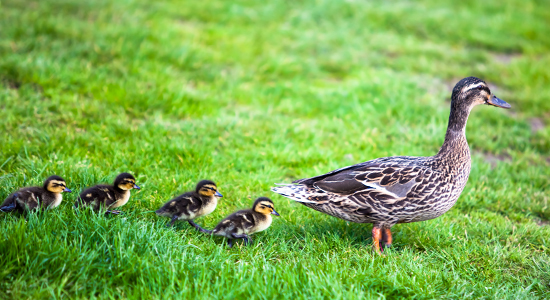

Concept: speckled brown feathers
[[272, 77, 511, 252], [1, 175, 72, 212], [155, 180, 223, 233], [212, 197, 279, 248], [75, 173, 140, 214]]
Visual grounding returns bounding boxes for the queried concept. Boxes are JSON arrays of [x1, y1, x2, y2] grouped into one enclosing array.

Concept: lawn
[[0, 0, 549, 298]]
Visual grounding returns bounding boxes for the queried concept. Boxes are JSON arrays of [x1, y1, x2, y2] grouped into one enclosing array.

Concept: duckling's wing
[[172, 193, 204, 215], [77, 185, 113, 208], [237, 211, 257, 232], [14, 187, 44, 210], [213, 210, 255, 235]]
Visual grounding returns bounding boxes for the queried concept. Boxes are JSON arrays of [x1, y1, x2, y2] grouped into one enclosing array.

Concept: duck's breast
[[48, 193, 63, 209], [249, 214, 272, 234], [111, 190, 131, 208]]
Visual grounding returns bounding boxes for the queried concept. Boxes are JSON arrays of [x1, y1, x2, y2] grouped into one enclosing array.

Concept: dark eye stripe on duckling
[[50, 181, 66, 187], [201, 185, 217, 191], [260, 204, 274, 210]]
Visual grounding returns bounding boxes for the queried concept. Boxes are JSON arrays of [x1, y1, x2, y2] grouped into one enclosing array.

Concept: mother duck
[[272, 77, 511, 252]]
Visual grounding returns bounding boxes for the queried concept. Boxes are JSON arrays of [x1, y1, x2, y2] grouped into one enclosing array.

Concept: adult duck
[[272, 77, 511, 252]]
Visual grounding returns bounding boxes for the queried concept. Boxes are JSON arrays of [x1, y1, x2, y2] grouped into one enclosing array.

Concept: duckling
[[212, 197, 279, 248], [75, 172, 140, 215], [1, 175, 72, 212], [155, 180, 223, 233]]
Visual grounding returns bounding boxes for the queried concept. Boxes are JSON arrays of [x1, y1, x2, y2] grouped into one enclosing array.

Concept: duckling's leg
[[381, 228, 393, 250], [0, 201, 17, 212], [0, 194, 17, 212], [188, 220, 212, 234], [227, 239, 234, 248], [166, 215, 179, 227], [371, 226, 383, 253], [106, 210, 122, 215], [231, 233, 252, 246]]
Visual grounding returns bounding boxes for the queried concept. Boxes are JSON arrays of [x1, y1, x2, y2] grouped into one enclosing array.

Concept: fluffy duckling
[[212, 197, 279, 248], [155, 180, 223, 233], [1, 175, 72, 212], [75, 173, 140, 214]]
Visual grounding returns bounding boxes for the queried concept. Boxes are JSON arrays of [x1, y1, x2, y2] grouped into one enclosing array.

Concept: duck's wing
[[213, 210, 256, 235], [275, 156, 437, 203], [15, 187, 46, 210], [157, 193, 202, 216], [77, 185, 114, 209]]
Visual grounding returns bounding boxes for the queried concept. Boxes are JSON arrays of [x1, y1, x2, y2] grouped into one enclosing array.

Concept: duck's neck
[[436, 102, 472, 158], [200, 194, 217, 204]]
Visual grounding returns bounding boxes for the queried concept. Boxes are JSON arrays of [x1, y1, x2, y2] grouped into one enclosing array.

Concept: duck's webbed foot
[[231, 233, 252, 246], [381, 228, 393, 251], [0, 201, 17, 213], [1, 194, 18, 212], [105, 210, 122, 215], [372, 226, 393, 253], [372, 226, 383, 254], [188, 220, 212, 234]]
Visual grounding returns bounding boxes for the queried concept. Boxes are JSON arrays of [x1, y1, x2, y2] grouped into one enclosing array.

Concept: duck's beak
[[133, 184, 141, 190], [486, 94, 511, 109], [215, 191, 223, 197], [271, 210, 280, 216], [63, 188, 72, 193]]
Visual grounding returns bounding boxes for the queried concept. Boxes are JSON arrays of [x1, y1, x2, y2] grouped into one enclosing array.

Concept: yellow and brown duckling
[[75, 172, 140, 215], [155, 180, 223, 233], [1, 175, 72, 212], [212, 197, 279, 248]]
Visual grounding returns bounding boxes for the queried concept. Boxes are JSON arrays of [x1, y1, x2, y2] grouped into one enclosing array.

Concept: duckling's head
[[452, 77, 511, 110], [196, 180, 223, 198], [44, 175, 72, 194], [114, 173, 140, 191], [252, 197, 280, 216]]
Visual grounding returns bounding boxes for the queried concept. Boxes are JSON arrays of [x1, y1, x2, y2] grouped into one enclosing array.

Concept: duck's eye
[[477, 86, 485, 90]]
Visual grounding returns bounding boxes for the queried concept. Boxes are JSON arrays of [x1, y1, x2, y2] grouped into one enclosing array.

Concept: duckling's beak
[[486, 94, 511, 109], [271, 210, 280, 216], [63, 188, 72, 193], [133, 184, 141, 190], [215, 191, 223, 197]]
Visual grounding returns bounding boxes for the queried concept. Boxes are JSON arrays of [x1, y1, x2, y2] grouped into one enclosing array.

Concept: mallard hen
[[272, 77, 511, 252]]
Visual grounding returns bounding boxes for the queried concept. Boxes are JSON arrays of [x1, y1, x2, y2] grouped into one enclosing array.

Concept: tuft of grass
[[0, 0, 549, 298]]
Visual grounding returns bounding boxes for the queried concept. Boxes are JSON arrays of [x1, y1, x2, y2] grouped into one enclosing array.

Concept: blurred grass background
[[0, 0, 549, 298]]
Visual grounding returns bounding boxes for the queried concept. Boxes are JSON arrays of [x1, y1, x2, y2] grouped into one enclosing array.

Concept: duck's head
[[44, 175, 71, 193], [114, 173, 140, 191], [452, 77, 511, 110], [253, 197, 280, 216], [196, 180, 223, 198]]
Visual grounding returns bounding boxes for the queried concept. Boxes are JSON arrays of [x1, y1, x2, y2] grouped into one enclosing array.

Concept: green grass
[[1, 0, 549, 298]]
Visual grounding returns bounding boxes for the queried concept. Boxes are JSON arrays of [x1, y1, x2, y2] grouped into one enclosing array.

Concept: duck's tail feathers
[[271, 184, 317, 204]]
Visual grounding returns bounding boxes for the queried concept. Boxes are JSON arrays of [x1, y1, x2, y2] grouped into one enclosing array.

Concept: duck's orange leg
[[382, 228, 393, 250], [372, 226, 383, 253]]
